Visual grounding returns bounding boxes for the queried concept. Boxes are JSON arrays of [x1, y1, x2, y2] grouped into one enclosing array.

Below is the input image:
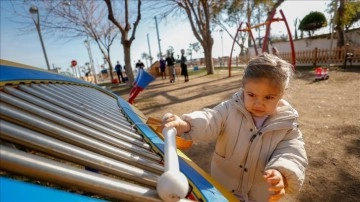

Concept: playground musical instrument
[[0, 59, 237, 202]]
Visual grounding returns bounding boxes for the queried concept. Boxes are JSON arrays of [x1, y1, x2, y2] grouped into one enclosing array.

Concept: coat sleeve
[[180, 100, 232, 141], [265, 127, 308, 195]]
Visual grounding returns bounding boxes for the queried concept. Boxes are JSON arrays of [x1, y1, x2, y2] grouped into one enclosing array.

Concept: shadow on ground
[[298, 124, 360, 202]]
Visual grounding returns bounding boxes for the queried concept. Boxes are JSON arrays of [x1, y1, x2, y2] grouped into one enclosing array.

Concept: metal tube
[[0, 90, 158, 162], [48, 84, 128, 124], [18, 84, 142, 140], [0, 120, 159, 187], [59, 84, 120, 111], [0, 91, 154, 154], [0, 103, 164, 174], [37, 83, 133, 129], [0, 146, 161, 202], [53, 83, 128, 122], [34, 83, 125, 125], [3, 87, 145, 152]]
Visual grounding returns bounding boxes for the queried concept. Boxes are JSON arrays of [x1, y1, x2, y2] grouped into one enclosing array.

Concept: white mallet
[[157, 113, 189, 202]]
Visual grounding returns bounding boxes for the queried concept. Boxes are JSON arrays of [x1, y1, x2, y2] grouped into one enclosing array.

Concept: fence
[[228, 47, 360, 68]]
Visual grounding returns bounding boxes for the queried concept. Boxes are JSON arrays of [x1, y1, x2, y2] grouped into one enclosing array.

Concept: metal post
[[29, 6, 51, 71], [84, 40, 98, 84], [147, 33, 153, 66], [219, 29, 224, 67], [154, 16, 162, 59], [77, 65, 81, 79]]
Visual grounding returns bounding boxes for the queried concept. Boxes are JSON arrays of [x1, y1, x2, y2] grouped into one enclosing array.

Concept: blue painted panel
[[0, 65, 89, 85], [0, 177, 105, 202]]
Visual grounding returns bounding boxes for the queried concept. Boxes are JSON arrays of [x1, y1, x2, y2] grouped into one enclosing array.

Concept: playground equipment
[[228, 9, 296, 77], [157, 113, 189, 201], [0, 59, 238, 202], [128, 69, 155, 104]]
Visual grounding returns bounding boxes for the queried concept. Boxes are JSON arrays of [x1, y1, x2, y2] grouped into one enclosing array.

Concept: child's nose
[[254, 98, 263, 106]]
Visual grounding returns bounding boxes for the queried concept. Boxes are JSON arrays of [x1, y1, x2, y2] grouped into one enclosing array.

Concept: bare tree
[[104, 0, 142, 85], [11, 0, 119, 81], [176, 0, 227, 74], [154, 0, 227, 75]]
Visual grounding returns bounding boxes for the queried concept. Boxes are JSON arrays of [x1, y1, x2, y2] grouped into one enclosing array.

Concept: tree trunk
[[94, 39, 114, 81], [123, 41, 135, 85], [106, 50, 114, 81], [203, 39, 214, 74], [104, 0, 142, 87], [336, 0, 345, 47], [102, 54, 114, 82]]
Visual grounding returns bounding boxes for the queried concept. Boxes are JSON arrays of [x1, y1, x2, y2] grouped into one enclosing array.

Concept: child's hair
[[242, 53, 293, 93]]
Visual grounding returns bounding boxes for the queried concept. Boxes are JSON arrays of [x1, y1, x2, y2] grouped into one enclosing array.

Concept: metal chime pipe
[[0, 103, 164, 174], [0, 146, 161, 202], [18, 85, 142, 140], [0, 87, 153, 155], [0, 92, 156, 157], [0, 120, 159, 187], [34, 84, 128, 127], [3, 87, 144, 152], [52, 84, 126, 121]]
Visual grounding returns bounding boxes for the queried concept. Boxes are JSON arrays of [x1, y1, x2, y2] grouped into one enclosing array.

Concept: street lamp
[[219, 29, 224, 67], [84, 40, 98, 84], [29, 6, 51, 70]]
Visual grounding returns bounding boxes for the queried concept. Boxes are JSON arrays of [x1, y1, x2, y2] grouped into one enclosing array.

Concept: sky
[[0, 0, 331, 75]]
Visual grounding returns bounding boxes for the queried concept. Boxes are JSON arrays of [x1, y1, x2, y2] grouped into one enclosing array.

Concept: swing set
[[228, 9, 296, 77]]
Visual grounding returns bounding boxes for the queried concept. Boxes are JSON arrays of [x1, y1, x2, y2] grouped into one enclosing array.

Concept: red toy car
[[315, 67, 329, 81]]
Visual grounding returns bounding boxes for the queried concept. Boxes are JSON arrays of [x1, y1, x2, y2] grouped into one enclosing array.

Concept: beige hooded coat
[[181, 89, 308, 202]]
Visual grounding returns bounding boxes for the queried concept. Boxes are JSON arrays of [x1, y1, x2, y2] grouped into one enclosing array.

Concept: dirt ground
[[113, 66, 360, 202]]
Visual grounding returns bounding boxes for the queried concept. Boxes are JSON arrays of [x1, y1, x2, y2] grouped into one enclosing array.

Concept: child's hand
[[162, 114, 191, 135], [263, 169, 286, 202]]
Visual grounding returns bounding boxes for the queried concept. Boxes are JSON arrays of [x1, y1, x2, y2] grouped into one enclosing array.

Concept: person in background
[[114, 61, 124, 83], [180, 49, 189, 82], [135, 60, 145, 70], [162, 53, 308, 202], [159, 57, 166, 80], [165, 51, 176, 83]]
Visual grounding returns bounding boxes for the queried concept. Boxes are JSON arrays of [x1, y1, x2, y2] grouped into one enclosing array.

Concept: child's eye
[[265, 96, 275, 100], [247, 93, 255, 97]]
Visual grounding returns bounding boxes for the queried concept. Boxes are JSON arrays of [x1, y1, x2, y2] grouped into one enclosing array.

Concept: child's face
[[243, 78, 283, 118]]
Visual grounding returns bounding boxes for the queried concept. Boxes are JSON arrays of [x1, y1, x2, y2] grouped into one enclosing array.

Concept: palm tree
[[141, 52, 149, 68]]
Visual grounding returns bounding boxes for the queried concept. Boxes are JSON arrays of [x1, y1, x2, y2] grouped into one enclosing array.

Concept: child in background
[[162, 53, 308, 202]]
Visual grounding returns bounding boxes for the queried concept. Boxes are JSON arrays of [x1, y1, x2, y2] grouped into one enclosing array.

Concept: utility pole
[[154, 16, 162, 59], [147, 33, 153, 66]]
